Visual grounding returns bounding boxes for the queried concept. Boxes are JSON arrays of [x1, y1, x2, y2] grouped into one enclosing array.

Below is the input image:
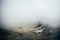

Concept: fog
[[1, 0, 60, 29]]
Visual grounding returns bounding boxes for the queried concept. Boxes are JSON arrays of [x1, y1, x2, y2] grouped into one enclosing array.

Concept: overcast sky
[[1, 0, 60, 28]]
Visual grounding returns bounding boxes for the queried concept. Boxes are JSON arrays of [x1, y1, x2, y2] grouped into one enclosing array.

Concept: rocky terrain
[[0, 24, 51, 40], [0, 24, 60, 40]]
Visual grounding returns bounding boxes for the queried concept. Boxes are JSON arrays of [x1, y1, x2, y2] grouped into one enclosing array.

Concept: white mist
[[1, 0, 60, 32]]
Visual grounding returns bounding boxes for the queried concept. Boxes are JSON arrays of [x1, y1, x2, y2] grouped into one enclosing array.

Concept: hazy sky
[[1, 0, 60, 28]]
